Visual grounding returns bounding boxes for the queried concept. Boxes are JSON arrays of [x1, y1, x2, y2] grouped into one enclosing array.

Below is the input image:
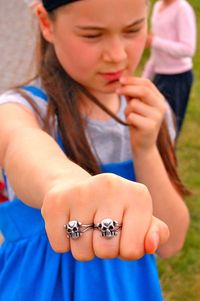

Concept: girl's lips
[[99, 70, 124, 81]]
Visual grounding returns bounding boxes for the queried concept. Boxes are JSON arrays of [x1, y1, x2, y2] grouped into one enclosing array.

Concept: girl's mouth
[[99, 70, 124, 82]]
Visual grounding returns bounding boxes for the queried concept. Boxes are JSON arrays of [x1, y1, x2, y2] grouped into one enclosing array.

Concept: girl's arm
[[0, 102, 169, 260], [0, 103, 90, 208], [118, 77, 189, 258], [133, 146, 189, 258]]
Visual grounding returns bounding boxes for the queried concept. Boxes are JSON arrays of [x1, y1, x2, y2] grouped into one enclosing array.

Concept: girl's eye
[[124, 28, 142, 35], [82, 34, 101, 39]]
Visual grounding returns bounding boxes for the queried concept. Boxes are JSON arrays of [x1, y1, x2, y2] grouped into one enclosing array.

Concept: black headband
[[42, 0, 78, 12]]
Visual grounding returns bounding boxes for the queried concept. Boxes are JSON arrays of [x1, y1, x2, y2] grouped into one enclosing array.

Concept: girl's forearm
[[3, 127, 90, 208], [133, 146, 189, 257]]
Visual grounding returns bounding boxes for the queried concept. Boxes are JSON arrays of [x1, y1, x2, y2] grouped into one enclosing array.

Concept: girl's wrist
[[132, 145, 159, 162]]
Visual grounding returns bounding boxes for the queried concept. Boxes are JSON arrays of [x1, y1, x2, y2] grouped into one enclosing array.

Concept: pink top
[[143, 0, 196, 79]]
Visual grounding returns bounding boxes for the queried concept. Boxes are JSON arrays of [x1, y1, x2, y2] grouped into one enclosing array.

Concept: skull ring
[[95, 218, 122, 239], [64, 220, 94, 240]]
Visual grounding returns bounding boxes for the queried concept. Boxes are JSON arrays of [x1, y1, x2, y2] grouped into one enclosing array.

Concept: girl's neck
[[80, 92, 121, 121]]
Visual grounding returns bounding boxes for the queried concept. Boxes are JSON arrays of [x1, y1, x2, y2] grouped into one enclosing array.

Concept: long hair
[[18, 29, 190, 197]]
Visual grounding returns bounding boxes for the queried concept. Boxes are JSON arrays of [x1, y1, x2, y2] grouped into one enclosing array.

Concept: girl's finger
[[119, 186, 153, 260], [117, 84, 165, 112], [68, 185, 96, 261], [68, 214, 95, 261], [93, 207, 123, 259], [120, 76, 161, 95], [126, 112, 157, 133], [124, 98, 163, 122], [41, 195, 70, 253]]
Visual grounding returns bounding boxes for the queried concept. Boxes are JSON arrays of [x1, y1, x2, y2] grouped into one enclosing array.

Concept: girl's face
[[41, 0, 148, 95]]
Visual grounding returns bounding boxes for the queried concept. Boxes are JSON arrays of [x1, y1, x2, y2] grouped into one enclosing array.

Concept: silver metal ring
[[94, 218, 122, 239], [64, 220, 94, 240]]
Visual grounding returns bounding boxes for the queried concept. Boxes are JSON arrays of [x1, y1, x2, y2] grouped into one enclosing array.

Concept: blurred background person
[[143, 0, 197, 139]]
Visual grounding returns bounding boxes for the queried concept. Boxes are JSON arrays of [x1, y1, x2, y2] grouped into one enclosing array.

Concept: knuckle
[[97, 173, 120, 189], [65, 185, 82, 205], [136, 183, 150, 198], [42, 186, 70, 219], [134, 183, 152, 208], [41, 192, 57, 218]]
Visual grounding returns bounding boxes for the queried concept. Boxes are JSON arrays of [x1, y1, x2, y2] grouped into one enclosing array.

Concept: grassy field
[[143, 1, 200, 300]]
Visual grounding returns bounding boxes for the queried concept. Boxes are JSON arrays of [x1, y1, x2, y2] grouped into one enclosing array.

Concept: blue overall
[[0, 86, 163, 301]]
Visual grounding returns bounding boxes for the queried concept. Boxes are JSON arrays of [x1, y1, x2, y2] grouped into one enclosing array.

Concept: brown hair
[[18, 29, 189, 197]]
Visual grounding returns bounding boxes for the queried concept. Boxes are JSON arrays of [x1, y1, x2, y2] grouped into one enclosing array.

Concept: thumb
[[144, 216, 170, 254]]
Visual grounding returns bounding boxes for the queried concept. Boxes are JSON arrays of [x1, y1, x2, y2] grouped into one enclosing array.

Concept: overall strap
[[22, 85, 48, 102], [22, 85, 64, 150]]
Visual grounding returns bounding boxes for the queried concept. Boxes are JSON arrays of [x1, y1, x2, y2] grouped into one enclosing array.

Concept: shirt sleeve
[[0, 90, 47, 120], [152, 4, 196, 58], [0, 91, 34, 110]]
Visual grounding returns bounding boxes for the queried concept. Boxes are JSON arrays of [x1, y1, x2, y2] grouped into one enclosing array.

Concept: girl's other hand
[[117, 77, 166, 155], [41, 173, 169, 261]]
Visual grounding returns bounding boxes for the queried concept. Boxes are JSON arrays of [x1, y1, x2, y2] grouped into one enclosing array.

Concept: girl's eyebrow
[[75, 18, 146, 31], [125, 18, 146, 28]]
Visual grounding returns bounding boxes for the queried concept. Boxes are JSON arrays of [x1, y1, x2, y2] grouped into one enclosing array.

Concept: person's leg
[[153, 71, 193, 136], [153, 74, 178, 138], [153, 74, 177, 114], [175, 70, 194, 133]]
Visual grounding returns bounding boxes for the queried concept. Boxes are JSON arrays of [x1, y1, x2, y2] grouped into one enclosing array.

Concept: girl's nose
[[102, 37, 127, 64]]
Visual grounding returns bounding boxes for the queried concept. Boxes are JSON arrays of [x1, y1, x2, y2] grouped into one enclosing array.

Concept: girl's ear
[[36, 4, 54, 43]]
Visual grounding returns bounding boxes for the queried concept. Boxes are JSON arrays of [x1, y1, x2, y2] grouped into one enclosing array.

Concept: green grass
[[142, 1, 200, 300]]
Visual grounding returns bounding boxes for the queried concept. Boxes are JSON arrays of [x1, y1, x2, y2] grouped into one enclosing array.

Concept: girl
[[143, 0, 196, 137], [0, 0, 189, 300]]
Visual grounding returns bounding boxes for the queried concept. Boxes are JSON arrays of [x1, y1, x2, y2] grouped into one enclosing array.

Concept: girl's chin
[[85, 81, 121, 95], [102, 79, 122, 92]]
